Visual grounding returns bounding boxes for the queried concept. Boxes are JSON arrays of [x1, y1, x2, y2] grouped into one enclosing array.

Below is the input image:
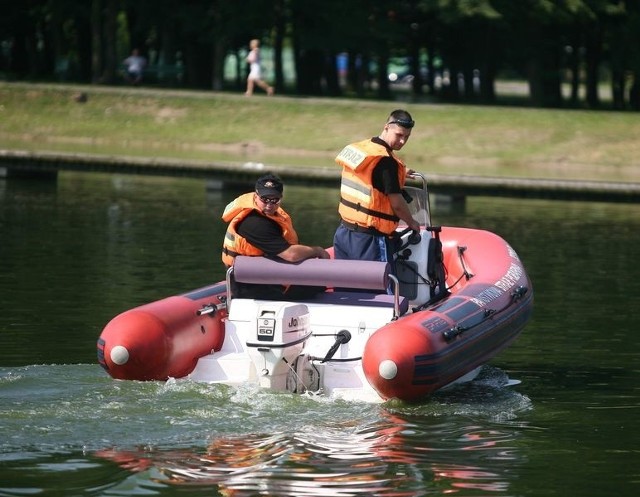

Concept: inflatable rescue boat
[[97, 174, 533, 402]]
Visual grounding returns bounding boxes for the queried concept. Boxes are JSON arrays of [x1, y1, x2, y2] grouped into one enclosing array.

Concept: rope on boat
[[443, 285, 530, 342]]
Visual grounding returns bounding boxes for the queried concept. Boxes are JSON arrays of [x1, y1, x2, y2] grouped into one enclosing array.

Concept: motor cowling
[[245, 302, 311, 390]]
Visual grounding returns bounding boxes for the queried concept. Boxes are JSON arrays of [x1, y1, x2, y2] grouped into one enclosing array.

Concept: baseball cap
[[255, 174, 284, 198]]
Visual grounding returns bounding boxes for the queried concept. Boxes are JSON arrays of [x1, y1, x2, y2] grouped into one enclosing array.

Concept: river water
[[0, 172, 638, 496]]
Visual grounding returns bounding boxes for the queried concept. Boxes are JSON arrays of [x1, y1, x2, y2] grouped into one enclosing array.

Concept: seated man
[[221, 173, 330, 300]]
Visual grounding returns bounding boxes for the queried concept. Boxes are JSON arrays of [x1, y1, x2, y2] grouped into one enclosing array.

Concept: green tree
[[1, 0, 639, 111]]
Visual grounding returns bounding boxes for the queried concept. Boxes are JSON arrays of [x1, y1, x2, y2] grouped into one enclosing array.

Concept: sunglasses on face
[[388, 118, 415, 129], [259, 195, 282, 205]]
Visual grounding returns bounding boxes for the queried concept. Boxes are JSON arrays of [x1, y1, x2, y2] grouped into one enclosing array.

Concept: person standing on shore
[[245, 39, 274, 96], [332, 109, 420, 273]]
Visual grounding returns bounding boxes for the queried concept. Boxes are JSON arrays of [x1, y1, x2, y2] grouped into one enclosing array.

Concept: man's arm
[[376, 159, 420, 232], [277, 244, 330, 262], [237, 212, 329, 262], [388, 193, 420, 232]]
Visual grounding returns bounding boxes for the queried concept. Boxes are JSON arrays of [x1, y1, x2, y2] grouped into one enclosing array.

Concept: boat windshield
[[404, 174, 431, 227]]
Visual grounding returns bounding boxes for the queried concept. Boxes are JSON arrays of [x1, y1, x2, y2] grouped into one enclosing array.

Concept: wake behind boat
[[97, 174, 533, 402]]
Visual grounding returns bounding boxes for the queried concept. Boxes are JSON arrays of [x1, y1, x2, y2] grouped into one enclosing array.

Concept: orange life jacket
[[335, 139, 407, 235], [221, 193, 298, 267]]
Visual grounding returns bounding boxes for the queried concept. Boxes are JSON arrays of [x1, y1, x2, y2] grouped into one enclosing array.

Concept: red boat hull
[[97, 284, 227, 380], [97, 226, 532, 402], [363, 227, 533, 401]]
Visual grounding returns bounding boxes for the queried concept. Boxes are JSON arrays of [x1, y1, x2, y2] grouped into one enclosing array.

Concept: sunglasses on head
[[388, 118, 415, 129], [259, 195, 281, 205]]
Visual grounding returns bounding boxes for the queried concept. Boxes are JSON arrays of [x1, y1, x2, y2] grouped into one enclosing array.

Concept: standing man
[[333, 109, 420, 269], [222, 173, 329, 299]]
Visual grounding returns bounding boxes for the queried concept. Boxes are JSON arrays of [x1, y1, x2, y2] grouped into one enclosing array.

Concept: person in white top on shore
[[245, 39, 274, 96]]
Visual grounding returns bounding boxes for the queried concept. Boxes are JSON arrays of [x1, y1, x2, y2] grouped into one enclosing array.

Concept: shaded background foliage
[[0, 0, 638, 110]]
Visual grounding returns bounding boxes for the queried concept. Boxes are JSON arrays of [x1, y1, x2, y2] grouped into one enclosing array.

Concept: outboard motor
[[245, 303, 311, 390]]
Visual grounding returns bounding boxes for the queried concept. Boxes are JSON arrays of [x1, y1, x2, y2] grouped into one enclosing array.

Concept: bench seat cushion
[[305, 291, 409, 315]]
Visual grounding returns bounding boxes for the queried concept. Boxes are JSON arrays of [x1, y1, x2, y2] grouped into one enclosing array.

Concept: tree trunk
[[408, 41, 423, 97], [101, 0, 118, 84], [584, 25, 601, 109], [629, 74, 640, 111], [91, 0, 102, 83], [273, 0, 286, 92], [610, 67, 625, 110], [322, 52, 338, 96], [527, 33, 563, 108], [479, 62, 496, 103], [211, 41, 226, 91], [425, 39, 436, 95], [185, 43, 213, 89], [297, 48, 324, 95], [568, 30, 580, 106], [376, 47, 391, 100]]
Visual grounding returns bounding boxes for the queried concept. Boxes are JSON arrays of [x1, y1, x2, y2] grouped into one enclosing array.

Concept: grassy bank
[[1, 82, 639, 182]]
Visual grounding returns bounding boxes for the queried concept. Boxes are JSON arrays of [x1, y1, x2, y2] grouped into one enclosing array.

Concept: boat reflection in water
[[95, 368, 531, 495]]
